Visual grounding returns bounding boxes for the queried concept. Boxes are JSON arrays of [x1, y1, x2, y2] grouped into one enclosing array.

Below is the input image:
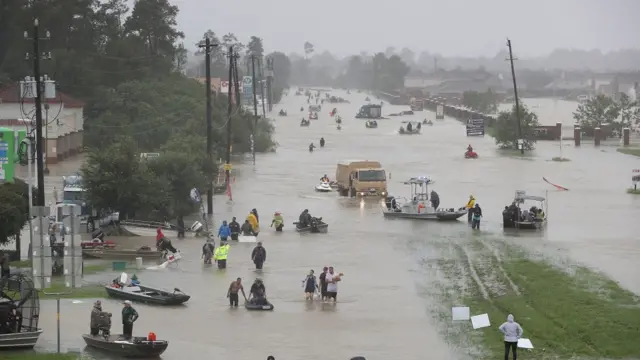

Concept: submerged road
[[35, 90, 640, 359]]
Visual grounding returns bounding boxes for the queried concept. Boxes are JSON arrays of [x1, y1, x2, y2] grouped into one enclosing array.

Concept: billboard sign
[[466, 118, 485, 136], [243, 76, 253, 102]]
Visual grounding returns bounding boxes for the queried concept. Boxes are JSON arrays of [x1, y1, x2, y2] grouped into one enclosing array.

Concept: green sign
[[0, 128, 18, 183]]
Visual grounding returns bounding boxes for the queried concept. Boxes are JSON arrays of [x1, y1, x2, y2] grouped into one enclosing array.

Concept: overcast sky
[[167, 0, 639, 57]]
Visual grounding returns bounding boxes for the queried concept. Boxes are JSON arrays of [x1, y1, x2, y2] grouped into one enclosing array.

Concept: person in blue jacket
[[218, 220, 231, 241]]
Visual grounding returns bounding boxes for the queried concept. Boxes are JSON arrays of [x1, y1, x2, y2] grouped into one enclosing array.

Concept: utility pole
[[27, 19, 47, 206], [232, 50, 241, 108], [44, 103, 49, 174], [225, 46, 235, 187], [250, 55, 259, 121], [266, 57, 274, 112], [258, 57, 267, 118], [198, 37, 218, 214], [506, 39, 524, 155]]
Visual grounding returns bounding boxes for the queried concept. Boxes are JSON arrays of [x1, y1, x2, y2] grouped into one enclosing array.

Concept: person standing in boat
[[251, 242, 267, 270], [430, 190, 440, 210], [471, 204, 482, 230], [465, 195, 476, 222], [121, 300, 138, 340], [228, 217, 241, 240]]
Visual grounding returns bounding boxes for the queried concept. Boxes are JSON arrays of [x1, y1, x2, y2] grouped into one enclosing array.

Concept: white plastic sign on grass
[[518, 338, 534, 349], [470, 313, 491, 329], [452, 307, 470, 321]]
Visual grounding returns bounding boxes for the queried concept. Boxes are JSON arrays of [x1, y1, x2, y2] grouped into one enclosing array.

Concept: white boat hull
[[122, 225, 196, 238], [382, 208, 466, 221], [238, 235, 257, 243]]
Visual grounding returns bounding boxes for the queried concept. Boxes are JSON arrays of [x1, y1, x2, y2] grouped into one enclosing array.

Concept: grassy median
[[427, 238, 640, 360], [3, 352, 79, 360], [617, 148, 640, 157]]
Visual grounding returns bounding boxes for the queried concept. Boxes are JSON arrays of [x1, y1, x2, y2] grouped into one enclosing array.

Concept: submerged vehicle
[[365, 120, 378, 128], [410, 97, 424, 111], [335, 160, 387, 197], [382, 176, 467, 221], [399, 123, 421, 135], [294, 217, 329, 233], [315, 182, 333, 192], [60, 175, 120, 232], [503, 190, 547, 230], [355, 104, 383, 119]]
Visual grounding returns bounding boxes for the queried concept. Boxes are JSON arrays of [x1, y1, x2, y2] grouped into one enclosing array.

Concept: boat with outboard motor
[[422, 119, 433, 125], [300, 119, 310, 127], [293, 217, 328, 233], [278, 110, 287, 116], [315, 182, 333, 192], [83, 246, 163, 260], [382, 176, 466, 221], [121, 220, 206, 238], [83, 334, 169, 358], [502, 190, 547, 230], [309, 105, 321, 112], [365, 120, 378, 128], [105, 273, 190, 305], [309, 112, 318, 120]]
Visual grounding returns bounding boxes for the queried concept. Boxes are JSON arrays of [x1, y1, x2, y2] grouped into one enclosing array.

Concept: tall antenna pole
[[198, 37, 218, 214], [506, 39, 524, 154]]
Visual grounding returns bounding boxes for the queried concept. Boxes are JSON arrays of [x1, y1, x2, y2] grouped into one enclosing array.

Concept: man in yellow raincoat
[[247, 209, 260, 236], [214, 241, 230, 269], [465, 195, 476, 222]]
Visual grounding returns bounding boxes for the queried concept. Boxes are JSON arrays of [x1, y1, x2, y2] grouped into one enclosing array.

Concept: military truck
[[335, 160, 387, 197]]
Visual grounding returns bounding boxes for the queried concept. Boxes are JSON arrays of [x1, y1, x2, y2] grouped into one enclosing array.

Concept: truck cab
[[336, 160, 387, 197]]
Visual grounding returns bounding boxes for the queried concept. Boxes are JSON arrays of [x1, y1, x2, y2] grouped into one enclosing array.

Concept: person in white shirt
[[324, 266, 340, 302]]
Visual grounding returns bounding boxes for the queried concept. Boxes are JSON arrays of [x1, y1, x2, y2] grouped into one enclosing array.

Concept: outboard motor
[[385, 196, 395, 210], [190, 221, 206, 236], [91, 229, 105, 241]]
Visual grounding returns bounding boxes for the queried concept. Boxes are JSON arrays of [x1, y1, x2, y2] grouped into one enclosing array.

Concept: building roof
[[0, 82, 85, 108]]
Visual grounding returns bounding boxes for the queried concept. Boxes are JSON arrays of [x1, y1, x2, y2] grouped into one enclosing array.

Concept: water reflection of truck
[[335, 160, 387, 197]]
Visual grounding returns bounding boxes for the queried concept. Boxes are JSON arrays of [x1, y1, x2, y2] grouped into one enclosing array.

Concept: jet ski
[[315, 182, 332, 192], [464, 151, 478, 159]]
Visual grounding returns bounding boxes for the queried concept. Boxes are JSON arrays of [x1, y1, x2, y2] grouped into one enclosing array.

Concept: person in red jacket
[[155, 228, 165, 246]]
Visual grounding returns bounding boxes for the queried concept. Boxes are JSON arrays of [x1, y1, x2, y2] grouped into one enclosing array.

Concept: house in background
[[0, 82, 84, 164]]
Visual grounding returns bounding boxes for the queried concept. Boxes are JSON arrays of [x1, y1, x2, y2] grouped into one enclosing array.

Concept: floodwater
[[28, 90, 640, 359]]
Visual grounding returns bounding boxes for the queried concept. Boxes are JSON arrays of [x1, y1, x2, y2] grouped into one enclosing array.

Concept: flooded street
[[33, 90, 640, 359]]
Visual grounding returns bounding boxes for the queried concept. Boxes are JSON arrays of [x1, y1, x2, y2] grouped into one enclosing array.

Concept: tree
[[493, 104, 540, 150], [81, 137, 167, 220], [221, 33, 244, 54], [0, 180, 32, 246], [573, 94, 620, 129], [462, 90, 498, 114], [193, 30, 225, 77], [146, 152, 206, 224], [303, 42, 314, 58], [399, 47, 416, 66], [247, 36, 264, 57], [617, 93, 640, 127]]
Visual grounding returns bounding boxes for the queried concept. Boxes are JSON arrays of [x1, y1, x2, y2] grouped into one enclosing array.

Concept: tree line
[[573, 94, 640, 133], [0, 0, 282, 243]]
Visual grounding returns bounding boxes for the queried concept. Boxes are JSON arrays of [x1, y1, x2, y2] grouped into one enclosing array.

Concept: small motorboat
[[309, 112, 318, 120], [335, 116, 342, 124], [337, 125, 342, 130], [465, 151, 478, 159], [365, 120, 378, 128], [300, 119, 310, 127], [82, 334, 169, 358], [278, 110, 287, 116], [83, 246, 162, 260], [315, 182, 332, 192], [245, 301, 274, 311], [401, 110, 414, 115], [105, 282, 190, 306], [398, 126, 421, 135], [422, 119, 433, 125], [293, 218, 329, 233]]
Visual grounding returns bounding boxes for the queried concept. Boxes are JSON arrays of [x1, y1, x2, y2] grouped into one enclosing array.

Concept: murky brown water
[[28, 90, 640, 359]]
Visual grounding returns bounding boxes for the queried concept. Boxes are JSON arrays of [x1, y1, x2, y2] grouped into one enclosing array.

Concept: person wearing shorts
[[318, 266, 328, 300], [227, 278, 246, 307], [325, 266, 338, 302], [302, 270, 319, 300]]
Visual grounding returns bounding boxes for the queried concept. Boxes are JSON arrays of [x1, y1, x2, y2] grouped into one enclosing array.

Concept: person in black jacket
[[228, 217, 240, 241], [251, 242, 267, 269]]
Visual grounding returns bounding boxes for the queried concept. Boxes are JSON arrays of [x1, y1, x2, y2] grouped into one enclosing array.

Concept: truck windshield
[[63, 191, 84, 202], [358, 169, 386, 182]]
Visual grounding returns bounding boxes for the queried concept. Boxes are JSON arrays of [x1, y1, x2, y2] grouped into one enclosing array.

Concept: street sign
[[466, 118, 485, 136], [220, 80, 229, 94], [436, 104, 445, 119], [243, 76, 253, 102], [223, 163, 232, 171]]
